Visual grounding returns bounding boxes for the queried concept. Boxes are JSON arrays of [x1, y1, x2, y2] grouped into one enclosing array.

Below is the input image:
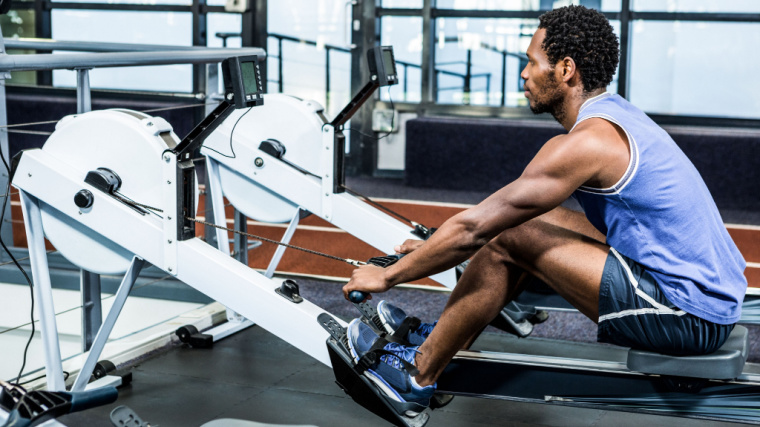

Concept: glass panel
[[434, 17, 619, 107], [51, 11, 193, 92], [52, 0, 190, 6], [268, 0, 353, 118], [381, 0, 423, 7], [269, 0, 353, 47], [208, 13, 242, 48], [435, 18, 534, 106], [629, 21, 760, 119], [632, 0, 760, 13], [380, 16, 423, 103], [208, 13, 242, 94], [436, 0, 621, 12], [1, 10, 36, 84]]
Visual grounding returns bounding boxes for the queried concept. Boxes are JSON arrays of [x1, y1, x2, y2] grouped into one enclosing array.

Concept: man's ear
[[559, 56, 577, 83]]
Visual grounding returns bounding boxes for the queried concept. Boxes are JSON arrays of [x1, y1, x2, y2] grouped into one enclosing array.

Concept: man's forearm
[[383, 217, 482, 287]]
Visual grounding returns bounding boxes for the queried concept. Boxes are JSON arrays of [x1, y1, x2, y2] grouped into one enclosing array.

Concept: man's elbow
[[453, 213, 495, 251]]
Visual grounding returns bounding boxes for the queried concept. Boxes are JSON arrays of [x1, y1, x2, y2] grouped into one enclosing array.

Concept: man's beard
[[529, 72, 565, 123]]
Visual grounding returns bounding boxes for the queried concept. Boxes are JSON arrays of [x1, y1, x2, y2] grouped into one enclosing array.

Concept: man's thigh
[[537, 206, 606, 243], [494, 217, 609, 321]]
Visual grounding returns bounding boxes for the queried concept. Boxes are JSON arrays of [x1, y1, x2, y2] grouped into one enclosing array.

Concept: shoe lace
[[414, 321, 436, 338], [380, 342, 421, 370]]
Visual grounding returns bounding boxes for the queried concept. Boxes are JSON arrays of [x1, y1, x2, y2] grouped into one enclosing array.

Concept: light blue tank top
[[571, 93, 747, 324]]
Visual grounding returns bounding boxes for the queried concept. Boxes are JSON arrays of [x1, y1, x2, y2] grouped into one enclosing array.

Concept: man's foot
[[347, 318, 435, 413], [377, 300, 436, 346]]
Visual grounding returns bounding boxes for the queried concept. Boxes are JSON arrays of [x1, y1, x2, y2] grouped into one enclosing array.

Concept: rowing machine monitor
[[367, 46, 398, 87], [222, 55, 264, 108], [172, 55, 264, 241]]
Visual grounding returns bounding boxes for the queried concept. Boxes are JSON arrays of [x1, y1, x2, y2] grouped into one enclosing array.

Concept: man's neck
[[557, 88, 607, 131]]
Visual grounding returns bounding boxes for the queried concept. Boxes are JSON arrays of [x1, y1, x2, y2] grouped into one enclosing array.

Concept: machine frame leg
[[71, 256, 145, 392], [201, 157, 254, 343], [264, 207, 302, 278], [19, 190, 66, 391]]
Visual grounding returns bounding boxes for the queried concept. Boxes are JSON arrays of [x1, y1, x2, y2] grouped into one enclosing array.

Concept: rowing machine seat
[[626, 325, 749, 380]]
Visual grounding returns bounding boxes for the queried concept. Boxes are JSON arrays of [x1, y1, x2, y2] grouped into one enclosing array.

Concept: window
[[434, 17, 620, 106], [1, 10, 36, 84], [629, 20, 760, 119], [632, 0, 760, 13], [436, 0, 621, 12], [381, 0, 423, 7], [380, 16, 423, 103], [435, 18, 533, 107], [51, 10, 193, 92], [268, 0, 352, 117]]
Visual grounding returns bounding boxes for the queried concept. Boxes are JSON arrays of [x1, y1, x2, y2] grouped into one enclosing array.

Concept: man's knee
[[487, 218, 548, 265]]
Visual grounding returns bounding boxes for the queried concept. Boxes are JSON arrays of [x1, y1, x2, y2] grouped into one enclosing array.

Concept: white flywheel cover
[[40, 109, 196, 275], [202, 94, 326, 223]]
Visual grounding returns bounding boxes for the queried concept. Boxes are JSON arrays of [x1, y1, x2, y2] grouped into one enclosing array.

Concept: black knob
[[74, 190, 94, 208]]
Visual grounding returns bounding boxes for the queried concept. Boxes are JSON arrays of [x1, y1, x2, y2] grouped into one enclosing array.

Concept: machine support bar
[[233, 209, 248, 265], [19, 191, 66, 391], [264, 207, 301, 278], [80, 270, 102, 352], [206, 158, 229, 254], [330, 80, 379, 129], [72, 257, 145, 392]]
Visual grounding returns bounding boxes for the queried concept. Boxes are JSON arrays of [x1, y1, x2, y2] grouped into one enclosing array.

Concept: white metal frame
[[13, 148, 344, 391]]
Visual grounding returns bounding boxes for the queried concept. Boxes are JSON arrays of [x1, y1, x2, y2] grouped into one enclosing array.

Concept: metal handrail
[[0, 46, 266, 72], [4, 38, 216, 53]]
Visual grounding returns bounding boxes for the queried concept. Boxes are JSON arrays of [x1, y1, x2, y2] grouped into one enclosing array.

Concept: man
[[342, 5, 747, 411]]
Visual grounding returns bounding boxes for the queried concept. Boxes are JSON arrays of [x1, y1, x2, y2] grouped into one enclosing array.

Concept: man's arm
[[343, 122, 617, 298]]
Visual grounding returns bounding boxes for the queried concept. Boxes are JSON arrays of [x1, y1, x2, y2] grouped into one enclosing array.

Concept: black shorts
[[597, 248, 734, 356]]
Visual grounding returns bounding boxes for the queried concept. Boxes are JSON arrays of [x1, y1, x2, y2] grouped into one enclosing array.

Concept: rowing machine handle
[[348, 254, 403, 303]]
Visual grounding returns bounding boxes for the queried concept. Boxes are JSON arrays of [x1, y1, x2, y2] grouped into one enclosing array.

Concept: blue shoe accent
[[347, 319, 435, 410], [377, 300, 436, 346]]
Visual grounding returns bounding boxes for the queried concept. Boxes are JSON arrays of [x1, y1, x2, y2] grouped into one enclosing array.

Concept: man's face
[[521, 28, 564, 116]]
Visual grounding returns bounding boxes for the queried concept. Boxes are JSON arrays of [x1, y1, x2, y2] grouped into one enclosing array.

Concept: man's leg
[[414, 213, 610, 387]]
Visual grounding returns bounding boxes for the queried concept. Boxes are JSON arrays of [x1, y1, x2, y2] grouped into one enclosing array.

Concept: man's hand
[[343, 264, 392, 301], [394, 239, 424, 255]]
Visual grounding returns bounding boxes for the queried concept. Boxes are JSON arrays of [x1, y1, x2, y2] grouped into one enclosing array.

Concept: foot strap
[[354, 336, 420, 377]]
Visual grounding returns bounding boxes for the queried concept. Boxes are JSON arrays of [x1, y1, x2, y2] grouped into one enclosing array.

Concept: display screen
[[241, 61, 259, 95], [382, 50, 397, 76]]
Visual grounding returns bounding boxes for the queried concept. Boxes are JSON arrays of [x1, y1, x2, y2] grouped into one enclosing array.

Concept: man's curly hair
[[538, 5, 619, 92]]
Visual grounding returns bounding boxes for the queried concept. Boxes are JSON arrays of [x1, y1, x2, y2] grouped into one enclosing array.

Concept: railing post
[[76, 67, 101, 353], [403, 63, 409, 102], [486, 74, 491, 105], [278, 37, 284, 93], [618, 0, 632, 99], [76, 68, 92, 114], [325, 46, 331, 112], [421, 0, 435, 104], [501, 51, 507, 106], [464, 50, 472, 105]]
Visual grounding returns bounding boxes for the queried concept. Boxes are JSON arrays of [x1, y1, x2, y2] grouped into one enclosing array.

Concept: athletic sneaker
[[377, 300, 436, 346], [347, 318, 435, 411]]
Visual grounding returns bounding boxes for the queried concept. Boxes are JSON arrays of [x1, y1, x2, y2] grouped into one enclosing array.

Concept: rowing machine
[[200, 46, 544, 338]]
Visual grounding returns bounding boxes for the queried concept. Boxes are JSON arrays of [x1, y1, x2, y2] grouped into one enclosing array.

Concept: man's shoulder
[[566, 117, 628, 151]]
